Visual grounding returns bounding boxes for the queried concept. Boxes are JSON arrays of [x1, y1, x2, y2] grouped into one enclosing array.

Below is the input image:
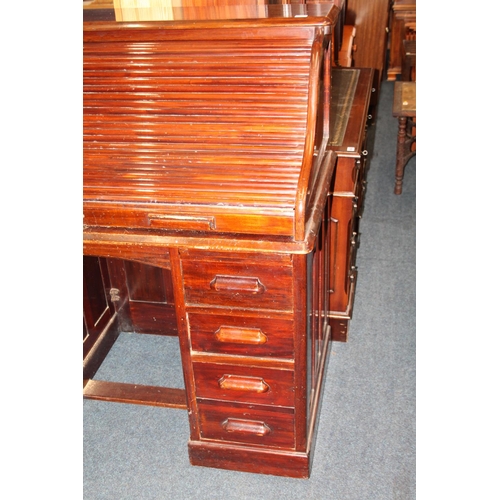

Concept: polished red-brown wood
[[83, 0, 346, 478]]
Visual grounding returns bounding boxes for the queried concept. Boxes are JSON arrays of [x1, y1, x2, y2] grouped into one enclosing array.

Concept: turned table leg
[[394, 116, 407, 195]]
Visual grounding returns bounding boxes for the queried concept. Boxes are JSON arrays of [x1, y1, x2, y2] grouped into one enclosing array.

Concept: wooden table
[[83, 0, 371, 478], [392, 81, 416, 194]]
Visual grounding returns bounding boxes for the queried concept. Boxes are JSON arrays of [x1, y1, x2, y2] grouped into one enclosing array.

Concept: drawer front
[[198, 399, 295, 449], [181, 258, 294, 311], [193, 362, 295, 407], [188, 312, 295, 358]]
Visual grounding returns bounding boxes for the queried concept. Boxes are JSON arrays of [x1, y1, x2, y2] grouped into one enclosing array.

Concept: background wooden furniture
[[392, 81, 416, 194], [338, 25, 356, 67], [387, 0, 416, 81], [401, 38, 416, 82], [343, 0, 390, 102]]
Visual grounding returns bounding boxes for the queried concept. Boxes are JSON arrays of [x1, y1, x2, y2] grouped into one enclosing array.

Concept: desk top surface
[[83, 0, 341, 25]]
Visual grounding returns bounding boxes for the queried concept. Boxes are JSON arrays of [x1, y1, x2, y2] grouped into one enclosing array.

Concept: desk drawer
[[193, 362, 295, 407], [188, 312, 295, 358], [181, 257, 294, 311], [198, 399, 295, 449]]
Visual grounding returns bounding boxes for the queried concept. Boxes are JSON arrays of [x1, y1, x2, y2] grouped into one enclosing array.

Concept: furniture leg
[[394, 116, 407, 195]]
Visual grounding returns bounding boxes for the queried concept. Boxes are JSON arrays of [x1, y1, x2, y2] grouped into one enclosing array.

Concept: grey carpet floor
[[83, 79, 416, 500]]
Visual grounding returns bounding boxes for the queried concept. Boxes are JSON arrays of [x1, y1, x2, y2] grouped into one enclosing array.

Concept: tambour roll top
[[83, 2, 339, 242]]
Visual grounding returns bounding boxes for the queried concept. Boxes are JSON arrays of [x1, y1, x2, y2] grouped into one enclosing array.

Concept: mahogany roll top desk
[[83, 0, 373, 479]]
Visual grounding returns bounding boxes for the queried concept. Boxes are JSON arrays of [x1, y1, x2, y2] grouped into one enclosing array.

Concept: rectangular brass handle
[[218, 374, 270, 393], [221, 418, 271, 436], [210, 275, 266, 294], [148, 214, 216, 231], [215, 326, 268, 345]]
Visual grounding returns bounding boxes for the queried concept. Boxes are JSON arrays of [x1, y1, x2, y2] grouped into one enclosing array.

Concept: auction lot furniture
[[83, 0, 372, 478]]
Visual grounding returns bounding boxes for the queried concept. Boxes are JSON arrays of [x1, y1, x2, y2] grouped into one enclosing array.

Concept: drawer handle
[[221, 418, 271, 436], [148, 214, 216, 231], [210, 275, 266, 294], [218, 374, 270, 393], [351, 232, 358, 247], [215, 326, 268, 345]]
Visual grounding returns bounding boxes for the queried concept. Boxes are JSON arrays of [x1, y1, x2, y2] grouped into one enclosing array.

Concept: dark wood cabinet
[[83, 0, 372, 478]]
